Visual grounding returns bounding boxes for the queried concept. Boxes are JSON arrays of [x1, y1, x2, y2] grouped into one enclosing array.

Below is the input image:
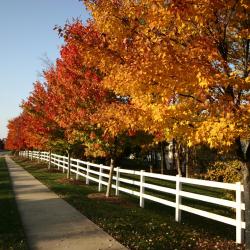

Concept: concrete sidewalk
[[6, 156, 128, 250]]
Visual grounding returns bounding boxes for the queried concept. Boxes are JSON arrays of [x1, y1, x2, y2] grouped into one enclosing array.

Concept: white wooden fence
[[19, 150, 246, 244]]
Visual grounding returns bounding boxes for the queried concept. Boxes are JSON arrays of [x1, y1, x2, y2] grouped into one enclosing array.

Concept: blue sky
[[0, 1, 90, 138]]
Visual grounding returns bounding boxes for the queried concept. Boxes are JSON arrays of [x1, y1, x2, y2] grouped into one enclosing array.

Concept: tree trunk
[[172, 139, 176, 170], [67, 151, 71, 179], [160, 142, 165, 174], [152, 150, 156, 168], [185, 148, 189, 178], [176, 142, 182, 176], [106, 158, 115, 197], [238, 139, 250, 248], [243, 162, 250, 249], [164, 143, 170, 171], [150, 151, 154, 173]]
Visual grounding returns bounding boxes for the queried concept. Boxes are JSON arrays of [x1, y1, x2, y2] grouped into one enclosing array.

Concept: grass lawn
[[0, 157, 29, 250], [117, 172, 235, 218], [13, 156, 245, 250]]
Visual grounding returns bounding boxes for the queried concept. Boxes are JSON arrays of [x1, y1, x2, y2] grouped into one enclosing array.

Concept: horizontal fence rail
[[19, 150, 246, 244]]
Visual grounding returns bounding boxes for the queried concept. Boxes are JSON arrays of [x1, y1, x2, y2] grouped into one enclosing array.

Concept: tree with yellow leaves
[[83, 0, 250, 245]]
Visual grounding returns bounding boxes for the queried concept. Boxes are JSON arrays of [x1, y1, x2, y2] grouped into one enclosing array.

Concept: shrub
[[201, 160, 242, 202], [203, 160, 242, 183]]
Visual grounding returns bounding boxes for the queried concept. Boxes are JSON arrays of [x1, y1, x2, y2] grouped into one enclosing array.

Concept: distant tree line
[[0, 139, 5, 150]]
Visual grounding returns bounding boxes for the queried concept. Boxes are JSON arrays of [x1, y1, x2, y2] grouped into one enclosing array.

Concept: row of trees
[[5, 0, 249, 245]]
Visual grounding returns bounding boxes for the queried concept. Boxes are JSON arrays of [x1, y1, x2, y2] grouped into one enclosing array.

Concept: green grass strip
[[0, 157, 29, 250]]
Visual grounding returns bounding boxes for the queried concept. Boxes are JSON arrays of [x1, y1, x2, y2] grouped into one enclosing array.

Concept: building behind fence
[[19, 150, 246, 244]]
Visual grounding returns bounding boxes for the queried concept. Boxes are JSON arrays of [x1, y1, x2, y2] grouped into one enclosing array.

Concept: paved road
[[6, 156, 128, 250]]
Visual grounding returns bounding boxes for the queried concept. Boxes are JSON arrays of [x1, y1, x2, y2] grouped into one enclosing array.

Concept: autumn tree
[[5, 115, 27, 152], [55, 20, 154, 195], [83, 0, 249, 243]]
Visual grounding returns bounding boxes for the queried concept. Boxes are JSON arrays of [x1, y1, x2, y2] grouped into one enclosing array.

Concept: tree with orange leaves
[[5, 115, 27, 152], [55, 21, 153, 194]]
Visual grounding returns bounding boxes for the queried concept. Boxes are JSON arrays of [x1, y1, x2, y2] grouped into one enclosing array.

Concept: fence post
[[76, 160, 79, 180], [38, 151, 41, 162], [116, 167, 120, 196], [51, 153, 54, 167], [63, 158, 65, 173], [67, 153, 71, 179], [175, 174, 182, 222], [48, 151, 51, 170], [57, 156, 60, 170], [98, 165, 103, 192], [140, 170, 145, 208], [236, 182, 243, 244], [86, 164, 90, 185]]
